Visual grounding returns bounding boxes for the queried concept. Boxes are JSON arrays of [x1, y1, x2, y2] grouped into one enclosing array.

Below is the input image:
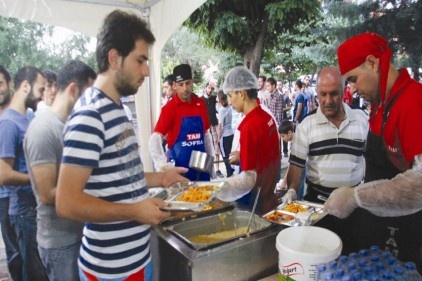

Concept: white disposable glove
[[354, 163, 422, 217], [324, 187, 358, 219], [281, 189, 297, 204], [216, 170, 256, 202], [325, 157, 422, 218], [274, 178, 287, 192], [148, 133, 172, 171]]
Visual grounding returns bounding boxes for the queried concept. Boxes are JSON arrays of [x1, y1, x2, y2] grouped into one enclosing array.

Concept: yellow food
[[177, 186, 214, 203], [189, 226, 249, 243], [283, 203, 309, 213]]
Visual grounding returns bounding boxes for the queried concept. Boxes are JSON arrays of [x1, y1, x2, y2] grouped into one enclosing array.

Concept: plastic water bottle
[[403, 262, 422, 281], [381, 271, 394, 280], [370, 245, 381, 254], [374, 261, 385, 274], [334, 268, 345, 280], [363, 265, 375, 279], [328, 260, 338, 271], [346, 262, 357, 274], [349, 252, 359, 262], [359, 249, 369, 258], [341, 274, 352, 281], [393, 265, 406, 281], [351, 271, 362, 281], [316, 247, 422, 281], [381, 250, 393, 261], [317, 271, 335, 281], [316, 264, 327, 280], [338, 255, 348, 267], [368, 275, 382, 281]]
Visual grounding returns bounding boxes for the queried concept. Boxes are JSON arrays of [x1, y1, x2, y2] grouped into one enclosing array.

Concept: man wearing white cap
[[325, 32, 422, 271]]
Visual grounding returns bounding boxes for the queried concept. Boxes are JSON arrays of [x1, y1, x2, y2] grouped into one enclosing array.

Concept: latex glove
[[281, 189, 297, 204], [275, 178, 287, 191], [229, 151, 240, 165], [324, 187, 357, 219], [149, 133, 169, 171], [353, 163, 422, 217], [216, 170, 256, 202]]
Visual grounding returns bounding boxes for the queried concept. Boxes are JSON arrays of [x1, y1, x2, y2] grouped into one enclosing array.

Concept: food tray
[[263, 200, 327, 226], [263, 210, 296, 225], [160, 181, 226, 212], [165, 210, 272, 250], [148, 187, 168, 200]]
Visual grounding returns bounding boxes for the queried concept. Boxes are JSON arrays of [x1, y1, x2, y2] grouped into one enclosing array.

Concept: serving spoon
[[246, 186, 261, 235]]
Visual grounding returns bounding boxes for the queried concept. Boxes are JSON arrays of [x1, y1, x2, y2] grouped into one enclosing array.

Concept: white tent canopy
[[0, 0, 206, 171]]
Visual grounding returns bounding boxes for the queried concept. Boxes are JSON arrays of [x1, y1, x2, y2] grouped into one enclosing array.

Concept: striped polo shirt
[[62, 88, 150, 279], [290, 104, 369, 188]]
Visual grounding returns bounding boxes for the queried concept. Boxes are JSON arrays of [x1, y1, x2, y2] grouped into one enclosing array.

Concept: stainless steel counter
[[151, 208, 287, 281]]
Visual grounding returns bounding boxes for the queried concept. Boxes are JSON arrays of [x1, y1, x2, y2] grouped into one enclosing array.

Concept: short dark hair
[[163, 74, 175, 86], [258, 75, 266, 81], [245, 88, 258, 99], [279, 120, 293, 134], [56, 60, 96, 93], [267, 77, 276, 86], [14, 66, 43, 91], [42, 70, 57, 84], [0, 65, 11, 83], [217, 89, 228, 107], [295, 79, 303, 89], [96, 10, 155, 73]]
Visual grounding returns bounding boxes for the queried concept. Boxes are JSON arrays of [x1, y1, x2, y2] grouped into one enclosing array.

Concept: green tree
[[161, 26, 241, 89], [0, 16, 96, 76], [307, 0, 421, 80], [185, 0, 321, 76]]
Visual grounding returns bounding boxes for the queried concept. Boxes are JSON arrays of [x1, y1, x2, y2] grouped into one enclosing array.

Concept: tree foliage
[[308, 0, 422, 79], [0, 16, 96, 76], [185, 0, 321, 76], [161, 26, 241, 89]]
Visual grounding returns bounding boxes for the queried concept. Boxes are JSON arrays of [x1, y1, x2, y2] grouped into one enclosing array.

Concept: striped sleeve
[[62, 107, 105, 167]]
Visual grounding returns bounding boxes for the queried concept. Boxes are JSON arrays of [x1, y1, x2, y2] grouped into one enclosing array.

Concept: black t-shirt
[[201, 94, 218, 126]]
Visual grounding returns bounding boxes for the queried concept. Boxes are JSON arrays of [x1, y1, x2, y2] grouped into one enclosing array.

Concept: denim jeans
[[9, 208, 48, 281], [38, 241, 81, 281], [0, 197, 23, 281]]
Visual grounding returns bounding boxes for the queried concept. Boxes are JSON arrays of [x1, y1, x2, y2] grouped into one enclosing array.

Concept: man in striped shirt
[[282, 66, 368, 204], [281, 66, 368, 254], [55, 10, 188, 281]]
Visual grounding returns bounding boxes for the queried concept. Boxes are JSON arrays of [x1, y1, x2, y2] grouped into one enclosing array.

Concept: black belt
[[305, 179, 361, 198], [305, 179, 336, 197]]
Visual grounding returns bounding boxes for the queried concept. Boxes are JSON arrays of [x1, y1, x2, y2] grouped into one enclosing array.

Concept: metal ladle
[[246, 186, 261, 234]]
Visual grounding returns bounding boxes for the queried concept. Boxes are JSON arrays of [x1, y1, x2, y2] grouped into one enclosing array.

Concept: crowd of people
[[0, 8, 421, 281]]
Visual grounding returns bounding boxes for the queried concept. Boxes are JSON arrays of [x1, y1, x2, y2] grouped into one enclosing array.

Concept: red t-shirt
[[238, 105, 281, 213], [154, 93, 210, 148], [371, 69, 422, 165], [343, 85, 353, 105]]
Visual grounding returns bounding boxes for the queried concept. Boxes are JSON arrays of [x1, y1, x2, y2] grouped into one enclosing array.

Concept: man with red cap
[[325, 32, 422, 272]]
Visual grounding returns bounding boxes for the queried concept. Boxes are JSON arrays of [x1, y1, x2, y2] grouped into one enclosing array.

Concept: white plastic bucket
[[276, 226, 342, 281]]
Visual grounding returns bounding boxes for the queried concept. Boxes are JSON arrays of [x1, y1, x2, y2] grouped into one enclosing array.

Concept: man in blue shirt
[[0, 64, 23, 280], [0, 66, 48, 281]]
